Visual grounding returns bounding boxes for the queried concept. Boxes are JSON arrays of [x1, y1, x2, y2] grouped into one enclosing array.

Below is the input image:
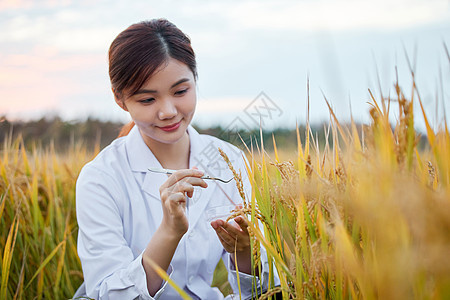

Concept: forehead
[[140, 58, 194, 89]]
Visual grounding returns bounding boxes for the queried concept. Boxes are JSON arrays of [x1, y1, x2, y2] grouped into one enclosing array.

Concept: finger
[[215, 230, 234, 251], [211, 220, 235, 239], [233, 216, 249, 235], [170, 180, 204, 198], [168, 192, 186, 204], [164, 169, 205, 187], [216, 227, 249, 253], [163, 179, 205, 202], [219, 219, 244, 237], [160, 182, 192, 203], [212, 222, 235, 251], [182, 177, 208, 189], [212, 220, 252, 253], [171, 181, 194, 197], [166, 192, 186, 214], [211, 221, 238, 245], [166, 174, 208, 191]]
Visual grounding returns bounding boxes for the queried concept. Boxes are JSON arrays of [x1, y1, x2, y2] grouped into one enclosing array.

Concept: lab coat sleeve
[[225, 151, 280, 298], [76, 165, 171, 300]]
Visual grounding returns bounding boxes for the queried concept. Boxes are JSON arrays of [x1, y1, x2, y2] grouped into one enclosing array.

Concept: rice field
[[240, 84, 450, 299], [1, 77, 450, 299], [0, 140, 96, 299]]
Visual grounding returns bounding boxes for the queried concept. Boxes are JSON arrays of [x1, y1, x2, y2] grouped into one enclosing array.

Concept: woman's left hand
[[211, 209, 256, 274], [211, 215, 251, 255]]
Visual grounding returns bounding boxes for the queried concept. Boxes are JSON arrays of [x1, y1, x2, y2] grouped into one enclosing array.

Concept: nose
[[158, 98, 177, 120]]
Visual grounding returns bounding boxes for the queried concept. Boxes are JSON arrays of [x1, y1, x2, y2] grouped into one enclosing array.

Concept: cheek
[[183, 93, 197, 115], [129, 106, 156, 124]]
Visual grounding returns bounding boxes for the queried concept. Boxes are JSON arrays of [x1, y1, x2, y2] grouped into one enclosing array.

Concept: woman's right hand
[[159, 168, 207, 238]]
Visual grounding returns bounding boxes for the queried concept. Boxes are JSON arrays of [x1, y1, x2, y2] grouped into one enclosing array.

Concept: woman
[[75, 19, 277, 299]]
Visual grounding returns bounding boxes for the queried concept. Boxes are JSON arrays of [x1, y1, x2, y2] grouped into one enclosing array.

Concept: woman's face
[[116, 58, 196, 148]]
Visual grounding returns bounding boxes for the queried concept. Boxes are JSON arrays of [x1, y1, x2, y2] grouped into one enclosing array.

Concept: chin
[[154, 128, 188, 145]]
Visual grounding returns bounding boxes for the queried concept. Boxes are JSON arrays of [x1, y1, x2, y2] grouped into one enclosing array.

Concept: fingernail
[[210, 222, 217, 229]]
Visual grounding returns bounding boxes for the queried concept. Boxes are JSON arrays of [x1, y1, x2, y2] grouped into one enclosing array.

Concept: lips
[[159, 120, 181, 132]]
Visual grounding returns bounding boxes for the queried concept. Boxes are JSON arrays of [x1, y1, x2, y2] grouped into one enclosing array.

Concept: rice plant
[[0, 138, 95, 299], [239, 76, 450, 299]]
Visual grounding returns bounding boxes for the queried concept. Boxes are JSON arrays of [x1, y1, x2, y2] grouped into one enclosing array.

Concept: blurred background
[[1, 0, 449, 144]]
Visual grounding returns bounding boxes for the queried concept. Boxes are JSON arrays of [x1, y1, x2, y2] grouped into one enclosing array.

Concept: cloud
[[226, 0, 449, 33], [0, 0, 73, 11], [0, 47, 107, 118], [196, 96, 249, 113], [0, 7, 119, 52], [3, 0, 447, 55], [0, 0, 35, 10]]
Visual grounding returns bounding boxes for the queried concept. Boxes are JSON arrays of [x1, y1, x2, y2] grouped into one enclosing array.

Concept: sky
[[0, 0, 449, 131]]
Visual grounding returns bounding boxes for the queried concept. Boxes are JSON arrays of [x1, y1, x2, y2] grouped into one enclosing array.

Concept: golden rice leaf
[[1, 217, 19, 299], [248, 221, 293, 282], [351, 115, 362, 153], [323, 93, 349, 149], [54, 214, 71, 289], [296, 124, 306, 179], [272, 134, 279, 163], [25, 240, 65, 290], [0, 192, 6, 221]]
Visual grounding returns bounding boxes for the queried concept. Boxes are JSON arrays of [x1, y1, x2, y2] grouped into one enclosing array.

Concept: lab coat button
[[189, 230, 196, 238], [188, 275, 194, 284]]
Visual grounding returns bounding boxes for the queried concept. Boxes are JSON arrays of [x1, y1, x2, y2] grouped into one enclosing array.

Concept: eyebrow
[[134, 78, 191, 95]]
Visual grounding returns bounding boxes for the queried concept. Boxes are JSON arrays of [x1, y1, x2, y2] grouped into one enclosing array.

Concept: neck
[[145, 131, 190, 170]]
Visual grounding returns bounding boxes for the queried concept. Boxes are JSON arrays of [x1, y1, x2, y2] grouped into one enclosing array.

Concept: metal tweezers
[[148, 167, 234, 183]]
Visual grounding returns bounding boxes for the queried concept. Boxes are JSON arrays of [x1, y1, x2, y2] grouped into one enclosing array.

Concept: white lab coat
[[75, 125, 276, 299]]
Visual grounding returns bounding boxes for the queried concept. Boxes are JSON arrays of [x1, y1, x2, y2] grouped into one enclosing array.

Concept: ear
[[112, 88, 128, 112]]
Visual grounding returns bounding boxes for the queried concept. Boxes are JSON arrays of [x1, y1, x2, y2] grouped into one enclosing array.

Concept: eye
[[174, 88, 188, 96], [138, 98, 155, 104]]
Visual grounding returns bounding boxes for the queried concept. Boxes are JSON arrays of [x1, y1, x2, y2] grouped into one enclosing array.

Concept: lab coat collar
[[124, 125, 217, 229], [124, 124, 210, 172], [125, 125, 163, 173], [125, 126, 166, 227]]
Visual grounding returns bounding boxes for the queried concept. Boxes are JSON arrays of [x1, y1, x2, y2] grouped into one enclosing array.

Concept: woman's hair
[[109, 18, 197, 99], [109, 19, 197, 137]]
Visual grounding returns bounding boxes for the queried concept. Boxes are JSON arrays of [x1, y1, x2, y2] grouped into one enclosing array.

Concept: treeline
[[0, 116, 323, 152], [0, 116, 427, 153], [0, 117, 124, 151]]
